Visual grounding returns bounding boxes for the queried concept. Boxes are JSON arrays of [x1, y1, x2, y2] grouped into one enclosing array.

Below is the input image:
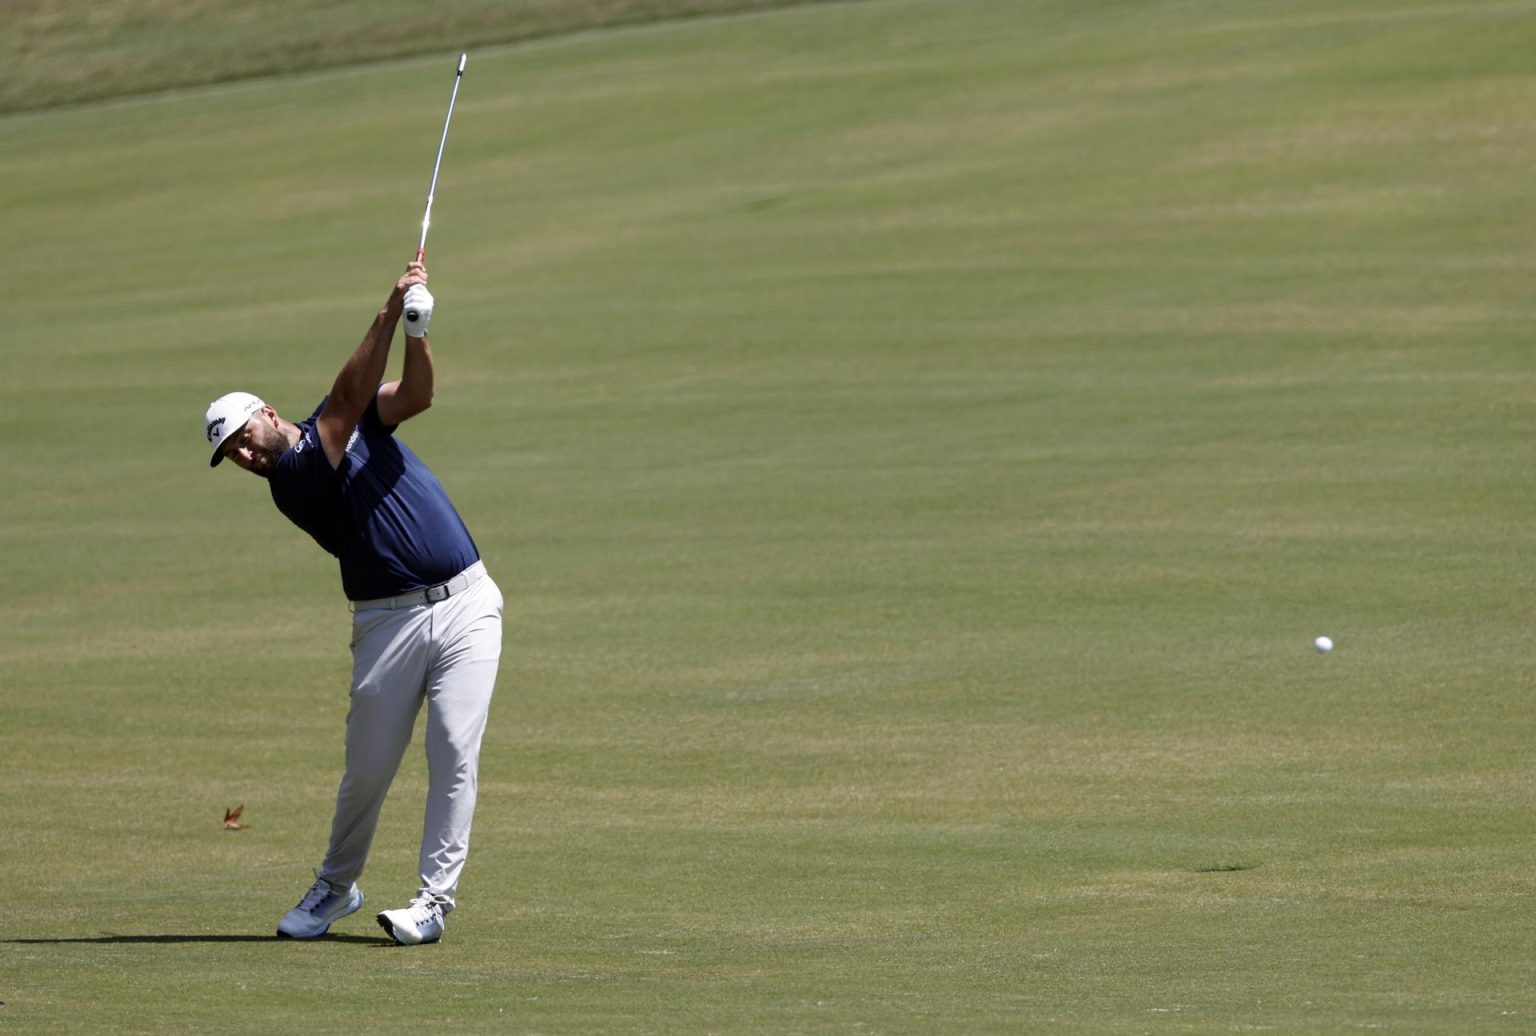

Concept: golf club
[[409, 52, 466, 321]]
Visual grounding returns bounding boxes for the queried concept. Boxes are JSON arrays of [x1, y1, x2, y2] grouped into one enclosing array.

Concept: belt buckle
[[424, 583, 450, 603]]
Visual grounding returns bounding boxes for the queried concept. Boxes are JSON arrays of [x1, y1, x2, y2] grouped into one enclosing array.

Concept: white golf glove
[[402, 284, 434, 338]]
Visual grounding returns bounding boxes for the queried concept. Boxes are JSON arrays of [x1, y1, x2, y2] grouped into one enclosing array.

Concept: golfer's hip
[[349, 560, 488, 613]]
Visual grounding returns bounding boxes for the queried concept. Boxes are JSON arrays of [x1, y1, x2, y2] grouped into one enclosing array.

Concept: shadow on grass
[[4, 933, 389, 945]]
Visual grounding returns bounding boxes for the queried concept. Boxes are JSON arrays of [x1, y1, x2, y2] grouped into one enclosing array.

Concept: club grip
[[409, 247, 426, 318]]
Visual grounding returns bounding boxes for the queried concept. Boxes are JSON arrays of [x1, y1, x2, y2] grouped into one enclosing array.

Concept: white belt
[[349, 561, 486, 613]]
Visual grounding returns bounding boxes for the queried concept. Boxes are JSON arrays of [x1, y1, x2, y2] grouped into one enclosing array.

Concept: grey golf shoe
[[377, 891, 449, 945], [276, 874, 365, 939]]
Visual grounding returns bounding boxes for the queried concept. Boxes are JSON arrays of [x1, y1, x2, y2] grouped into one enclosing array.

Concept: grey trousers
[[319, 564, 503, 909]]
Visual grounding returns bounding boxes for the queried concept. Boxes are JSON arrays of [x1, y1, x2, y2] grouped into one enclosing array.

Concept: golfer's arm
[[376, 335, 434, 426], [317, 302, 402, 466]]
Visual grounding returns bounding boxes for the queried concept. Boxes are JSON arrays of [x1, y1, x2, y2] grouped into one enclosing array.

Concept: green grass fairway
[[0, 0, 847, 113], [4, 0, 1536, 1031]]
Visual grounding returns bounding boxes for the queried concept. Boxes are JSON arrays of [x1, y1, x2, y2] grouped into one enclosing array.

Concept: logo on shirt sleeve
[[287, 424, 356, 457]]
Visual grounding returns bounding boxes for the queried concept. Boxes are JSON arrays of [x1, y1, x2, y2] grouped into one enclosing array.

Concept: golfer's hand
[[394, 261, 428, 299], [403, 284, 434, 338]]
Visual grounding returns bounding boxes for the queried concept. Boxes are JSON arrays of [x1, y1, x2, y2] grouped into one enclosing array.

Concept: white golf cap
[[204, 391, 265, 467]]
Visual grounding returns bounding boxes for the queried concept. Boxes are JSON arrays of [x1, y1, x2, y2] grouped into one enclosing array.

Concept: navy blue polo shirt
[[270, 395, 480, 601]]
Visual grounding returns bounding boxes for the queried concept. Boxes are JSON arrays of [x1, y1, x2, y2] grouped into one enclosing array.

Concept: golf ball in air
[[1314, 636, 1334, 653]]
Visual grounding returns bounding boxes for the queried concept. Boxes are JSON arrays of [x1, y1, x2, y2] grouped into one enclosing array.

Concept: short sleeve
[[364, 392, 399, 437]]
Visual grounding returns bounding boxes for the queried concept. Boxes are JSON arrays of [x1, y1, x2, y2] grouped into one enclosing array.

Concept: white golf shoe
[[376, 890, 449, 945], [276, 874, 364, 939]]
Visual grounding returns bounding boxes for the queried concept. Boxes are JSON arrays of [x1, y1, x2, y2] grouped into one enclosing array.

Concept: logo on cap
[[206, 417, 226, 444]]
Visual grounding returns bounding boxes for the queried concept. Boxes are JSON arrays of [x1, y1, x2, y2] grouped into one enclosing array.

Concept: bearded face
[[221, 410, 291, 479]]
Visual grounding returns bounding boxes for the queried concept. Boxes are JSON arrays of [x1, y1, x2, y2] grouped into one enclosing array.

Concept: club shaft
[[417, 53, 467, 259]]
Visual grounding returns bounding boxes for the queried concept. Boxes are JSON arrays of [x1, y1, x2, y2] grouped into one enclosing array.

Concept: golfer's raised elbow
[[397, 377, 434, 416]]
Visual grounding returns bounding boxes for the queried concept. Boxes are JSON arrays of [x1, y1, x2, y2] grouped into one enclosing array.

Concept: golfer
[[203, 261, 502, 945]]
